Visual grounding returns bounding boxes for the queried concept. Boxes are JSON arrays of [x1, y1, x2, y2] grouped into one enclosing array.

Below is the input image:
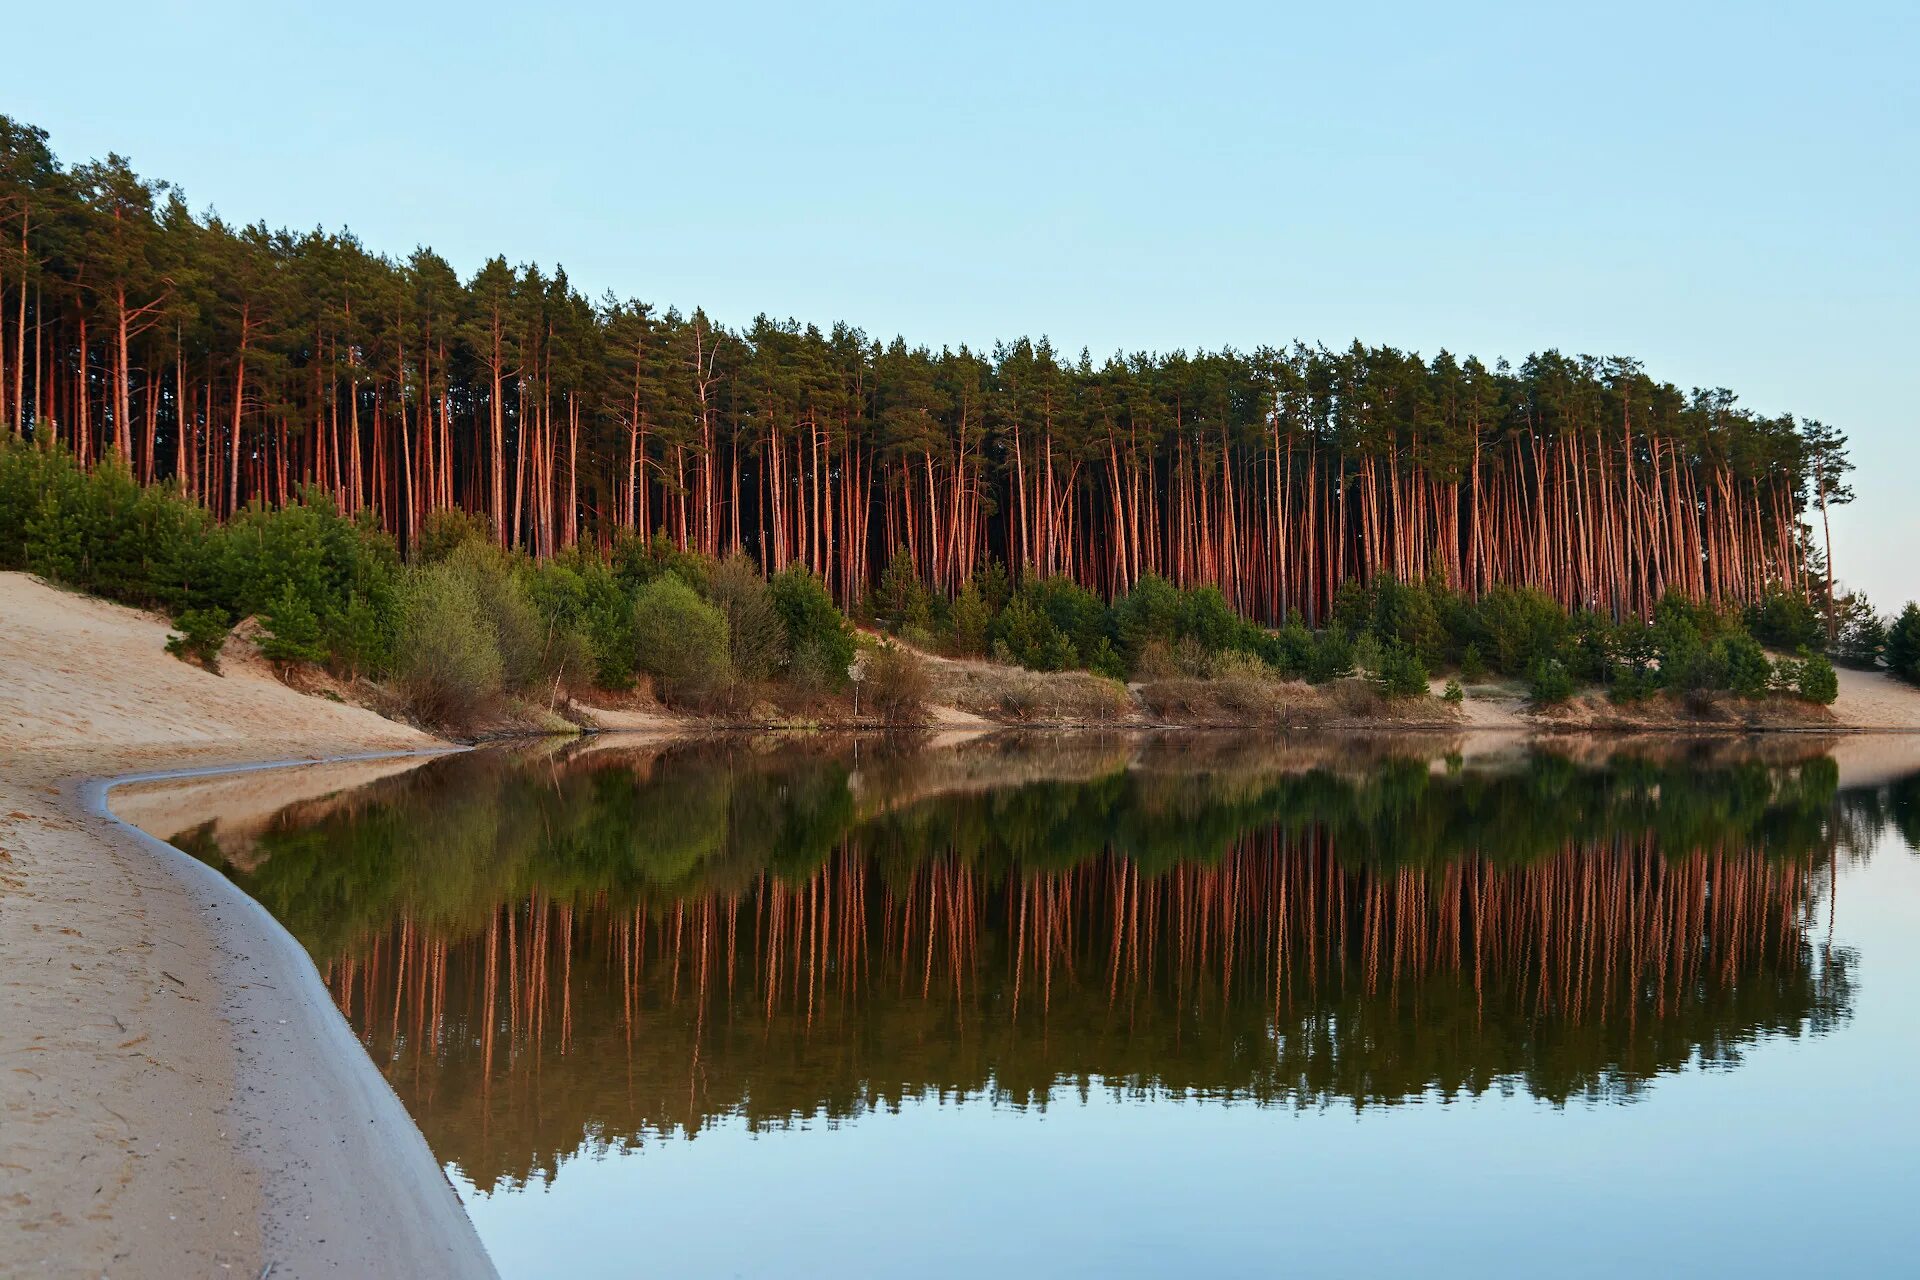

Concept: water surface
[[136, 733, 1920, 1277]]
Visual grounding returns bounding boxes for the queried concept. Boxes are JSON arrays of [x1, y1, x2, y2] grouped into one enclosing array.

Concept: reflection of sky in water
[[457, 843, 1920, 1279]]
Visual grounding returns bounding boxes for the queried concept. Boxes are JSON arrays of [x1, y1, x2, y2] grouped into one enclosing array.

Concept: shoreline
[[1, 573, 496, 1275], [2, 743, 495, 1279], [85, 752, 493, 1279]]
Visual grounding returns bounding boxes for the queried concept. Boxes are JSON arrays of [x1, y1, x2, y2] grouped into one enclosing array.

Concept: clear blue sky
[[11, 1, 1916, 605]]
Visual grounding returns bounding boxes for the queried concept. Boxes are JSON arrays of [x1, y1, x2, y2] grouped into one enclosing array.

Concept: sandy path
[[0, 574, 492, 1278]]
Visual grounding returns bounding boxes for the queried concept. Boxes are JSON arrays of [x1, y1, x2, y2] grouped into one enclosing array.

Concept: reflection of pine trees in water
[[160, 736, 1910, 1193], [323, 829, 1848, 1195]]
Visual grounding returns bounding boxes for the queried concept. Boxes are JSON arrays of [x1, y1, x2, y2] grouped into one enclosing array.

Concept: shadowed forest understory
[[0, 116, 1854, 624], [159, 735, 1920, 1192]]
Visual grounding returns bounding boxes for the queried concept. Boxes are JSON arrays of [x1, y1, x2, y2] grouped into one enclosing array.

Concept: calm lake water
[[138, 734, 1920, 1277]]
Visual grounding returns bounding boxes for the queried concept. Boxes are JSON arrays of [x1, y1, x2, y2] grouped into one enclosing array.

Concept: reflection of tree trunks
[[326, 818, 1832, 1185]]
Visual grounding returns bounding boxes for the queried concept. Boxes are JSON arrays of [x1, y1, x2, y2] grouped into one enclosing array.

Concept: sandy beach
[[0, 573, 491, 1278]]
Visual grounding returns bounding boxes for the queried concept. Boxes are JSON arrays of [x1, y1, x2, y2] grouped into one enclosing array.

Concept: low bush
[[770, 566, 854, 687], [1775, 653, 1839, 705], [1831, 594, 1887, 670], [1372, 643, 1429, 699], [258, 585, 329, 665], [1204, 647, 1279, 683], [863, 642, 932, 724], [165, 608, 231, 672], [1724, 632, 1775, 698], [870, 548, 935, 632], [1745, 589, 1824, 653], [1458, 643, 1486, 682], [413, 507, 493, 564], [708, 554, 787, 685], [632, 574, 731, 705], [1528, 658, 1575, 706], [1306, 629, 1355, 683], [1888, 603, 1920, 684], [394, 564, 504, 725], [946, 582, 992, 657]]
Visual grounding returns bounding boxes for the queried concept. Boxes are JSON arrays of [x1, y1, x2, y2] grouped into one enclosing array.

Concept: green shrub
[[708, 554, 787, 684], [1371, 575, 1445, 660], [1442, 679, 1465, 705], [769, 566, 854, 686], [1373, 643, 1429, 699], [1777, 653, 1839, 705], [1477, 586, 1567, 675], [1459, 643, 1487, 682], [0, 440, 65, 566], [1173, 584, 1239, 653], [1267, 615, 1316, 679], [1307, 629, 1355, 683], [871, 548, 934, 631], [1110, 574, 1181, 660], [1887, 603, 1920, 684], [1831, 595, 1887, 670], [539, 626, 598, 699], [946, 582, 992, 656], [1723, 632, 1775, 698], [994, 592, 1075, 670], [165, 608, 231, 672], [258, 585, 329, 665], [218, 491, 402, 670], [1565, 610, 1617, 684], [326, 590, 392, 678], [1609, 664, 1658, 704], [413, 507, 492, 564], [1331, 579, 1373, 636], [395, 564, 503, 725], [439, 542, 546, 691], [1083, 635, 1126, 680], [972, 558, 1012, 614], [632, 574, 731, 704], [610, 529, 712, 596], [1014, 577, 1108, 661], [1528, 658, 1576, 706], [1351, 630, 1385, 678], [1744, 589, 1823, 653]]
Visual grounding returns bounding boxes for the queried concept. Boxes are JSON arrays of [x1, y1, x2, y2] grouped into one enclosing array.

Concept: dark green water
[[150, 734, 1920, 1277]]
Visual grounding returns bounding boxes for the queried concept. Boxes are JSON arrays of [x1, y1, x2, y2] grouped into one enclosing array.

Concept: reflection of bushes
[[190, 739, 1875, 971]]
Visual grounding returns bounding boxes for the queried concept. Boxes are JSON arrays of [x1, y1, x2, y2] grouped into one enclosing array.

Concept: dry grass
[[927, 659, 1133, 724], [1134, 676, 1326, 726], [1534, 689, 1836, 731]]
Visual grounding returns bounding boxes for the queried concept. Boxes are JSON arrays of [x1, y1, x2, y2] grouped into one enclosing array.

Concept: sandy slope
[[1830, 664, 1920, 729], [0, 573, 491, 1278]]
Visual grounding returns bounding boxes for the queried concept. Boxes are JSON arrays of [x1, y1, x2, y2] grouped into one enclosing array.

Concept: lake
[[127, 733, 1920, 1277]]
